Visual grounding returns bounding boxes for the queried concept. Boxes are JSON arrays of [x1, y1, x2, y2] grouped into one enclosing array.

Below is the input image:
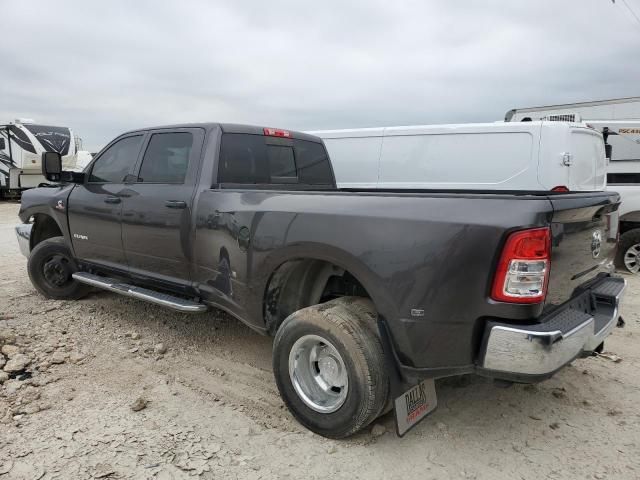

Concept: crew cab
[[16, 123, 625, 438]]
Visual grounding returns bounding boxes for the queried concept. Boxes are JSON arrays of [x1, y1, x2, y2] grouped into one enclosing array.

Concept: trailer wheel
[[272, 297, 388, 438], [27, 237, 90, 300], [616, 229, 640, 274]]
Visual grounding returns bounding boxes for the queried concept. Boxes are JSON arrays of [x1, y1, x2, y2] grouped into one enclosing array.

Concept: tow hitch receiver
[[394, 379, 438, 436]]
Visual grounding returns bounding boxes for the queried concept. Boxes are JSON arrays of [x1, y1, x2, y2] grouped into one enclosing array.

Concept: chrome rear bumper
[[15, 223, 33, 258], [479, 276, 626, 378]]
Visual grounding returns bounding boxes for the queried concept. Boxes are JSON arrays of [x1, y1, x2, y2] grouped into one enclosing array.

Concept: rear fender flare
[[254, 242, 396, 324]]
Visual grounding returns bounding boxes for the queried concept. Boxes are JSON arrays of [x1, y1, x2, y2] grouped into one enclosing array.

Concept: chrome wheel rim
[[288, 334, 348, 413], [624, 243, 640, 274]]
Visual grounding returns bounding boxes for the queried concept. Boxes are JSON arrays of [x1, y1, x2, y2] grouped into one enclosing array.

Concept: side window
[[607, 173, 640, 185], [89, 135, 143, 183], [218, 133, 334, 186], [218, 134, 268, 184], [138, 132, 193, 183]]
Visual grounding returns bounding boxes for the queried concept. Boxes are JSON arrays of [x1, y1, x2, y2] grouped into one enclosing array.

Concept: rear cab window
[[218, 133, 334, 188]]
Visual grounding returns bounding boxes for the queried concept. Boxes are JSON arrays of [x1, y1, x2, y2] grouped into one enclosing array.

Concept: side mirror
[[0, 138, 5, 150], [605, 144, 613, 160], [41, 151, 85, 184], [42, 151, 62, 181]]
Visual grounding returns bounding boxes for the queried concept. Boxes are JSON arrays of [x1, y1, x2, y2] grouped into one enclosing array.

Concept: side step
[[72, 272, 208, 313]]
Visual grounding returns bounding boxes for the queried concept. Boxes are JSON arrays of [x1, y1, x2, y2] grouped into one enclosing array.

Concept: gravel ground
[[1, 201, 639, 480]]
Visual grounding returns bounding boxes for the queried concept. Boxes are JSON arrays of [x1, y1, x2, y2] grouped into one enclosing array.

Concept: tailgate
[[544, 192, 620, 308]]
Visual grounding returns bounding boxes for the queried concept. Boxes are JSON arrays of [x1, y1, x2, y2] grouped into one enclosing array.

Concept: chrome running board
[[72, 272, 207, 313]]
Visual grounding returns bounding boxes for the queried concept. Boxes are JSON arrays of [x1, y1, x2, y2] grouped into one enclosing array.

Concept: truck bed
[[193, 187, 619, 371]]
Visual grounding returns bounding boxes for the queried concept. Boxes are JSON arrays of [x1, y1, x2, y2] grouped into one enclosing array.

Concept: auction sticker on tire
[[394, 379, 437, 436]]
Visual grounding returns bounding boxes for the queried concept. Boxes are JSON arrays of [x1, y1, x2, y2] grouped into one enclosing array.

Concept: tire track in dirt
[[154, 353, 299, 433]]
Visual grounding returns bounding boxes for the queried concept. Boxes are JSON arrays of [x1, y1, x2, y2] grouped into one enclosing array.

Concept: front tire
[[27, 237, 90, 300], [272, 297, 389, 438], [616, 229, 640, 274]]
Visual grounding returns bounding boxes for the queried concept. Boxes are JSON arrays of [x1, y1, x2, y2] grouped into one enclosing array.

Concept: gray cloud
[[1, 0, 639, 150]]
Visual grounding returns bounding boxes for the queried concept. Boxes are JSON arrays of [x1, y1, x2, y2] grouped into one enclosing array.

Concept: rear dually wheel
[[272, 297, 389, 439]]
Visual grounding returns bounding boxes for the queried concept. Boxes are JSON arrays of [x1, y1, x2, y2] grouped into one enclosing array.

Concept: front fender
[[19, 184, 75, 249]]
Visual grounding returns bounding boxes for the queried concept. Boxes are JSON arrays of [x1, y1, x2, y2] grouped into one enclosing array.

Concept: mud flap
[[377, 317, 438, 437]]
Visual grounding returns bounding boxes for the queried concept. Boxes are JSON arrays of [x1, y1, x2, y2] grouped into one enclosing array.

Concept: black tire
[[27, 237, 90, 300], [273, 297, 389, 438], [616, 229, 640, 274]]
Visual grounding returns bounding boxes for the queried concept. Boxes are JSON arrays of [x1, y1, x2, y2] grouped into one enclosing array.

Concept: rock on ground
[[1, 344, 20, 357], [3, 353, 30, 373]]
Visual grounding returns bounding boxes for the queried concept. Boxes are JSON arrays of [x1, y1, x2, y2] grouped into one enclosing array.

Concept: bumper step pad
[[592, 276, 626, 302]]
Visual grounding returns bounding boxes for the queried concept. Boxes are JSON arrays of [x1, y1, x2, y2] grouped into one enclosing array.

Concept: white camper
[[309, 121, 606, 192], [0, 118, 80, 197], [505, 97, 640, 274]]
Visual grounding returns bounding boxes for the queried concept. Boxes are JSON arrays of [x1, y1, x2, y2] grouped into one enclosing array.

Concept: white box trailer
[[505, 96, 640, 123], [309, 121, 606, 192], [505, 97, 640, 273]]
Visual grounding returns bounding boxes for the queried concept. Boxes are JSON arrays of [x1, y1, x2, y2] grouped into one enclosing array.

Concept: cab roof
[[121, 122, 323, 143]]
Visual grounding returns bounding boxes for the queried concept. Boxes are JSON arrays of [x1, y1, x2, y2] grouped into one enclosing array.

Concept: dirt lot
[[1, 202, 639, 480]]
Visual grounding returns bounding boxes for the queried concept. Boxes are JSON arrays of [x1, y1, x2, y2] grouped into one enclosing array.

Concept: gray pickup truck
[[16, 123, 625, 437]]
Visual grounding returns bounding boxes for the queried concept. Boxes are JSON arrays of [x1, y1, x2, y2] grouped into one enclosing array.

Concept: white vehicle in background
[[75, 150, 93, 170], [309, 121, 606, 192], [504, 96, 640, 124], [505, 97, 640, 274], [0, 118, 80, 198]]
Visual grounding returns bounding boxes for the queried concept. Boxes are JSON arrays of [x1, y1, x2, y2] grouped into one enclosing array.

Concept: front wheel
[[616, 229, 640, 274], [27, 237, 90, 300], [272, 297, 389, 438]]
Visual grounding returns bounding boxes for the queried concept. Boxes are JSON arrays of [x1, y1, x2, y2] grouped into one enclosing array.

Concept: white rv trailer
[[0, 118, 80, 197], [505, 97, 640, 274], [309, 121, 606, 192]]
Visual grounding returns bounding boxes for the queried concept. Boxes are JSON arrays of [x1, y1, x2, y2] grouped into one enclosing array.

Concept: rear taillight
[[263, 127, 291, 138], [551, 185, 570, 192], [491, 227, 551, 304]]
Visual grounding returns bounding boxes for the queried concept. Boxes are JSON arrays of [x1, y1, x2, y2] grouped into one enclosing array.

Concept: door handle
[[165, 200, 187, 209], [104, 196, 121, 204]]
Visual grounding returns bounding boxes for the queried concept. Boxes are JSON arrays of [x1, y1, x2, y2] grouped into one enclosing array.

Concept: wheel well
[[31, 214, 63, 250], [620, 221, 640, 236], [263, 259, 371, 334]]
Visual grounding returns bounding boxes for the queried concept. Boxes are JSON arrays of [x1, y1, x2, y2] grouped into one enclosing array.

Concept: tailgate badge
[[591, 230, 602, 258]]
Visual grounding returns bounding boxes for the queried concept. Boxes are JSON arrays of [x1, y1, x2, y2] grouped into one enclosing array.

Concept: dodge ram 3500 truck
[[16, 123, 625, 438]]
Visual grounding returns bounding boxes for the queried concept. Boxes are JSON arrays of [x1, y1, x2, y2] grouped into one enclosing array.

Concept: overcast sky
[[1, 0, 639, 150]]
